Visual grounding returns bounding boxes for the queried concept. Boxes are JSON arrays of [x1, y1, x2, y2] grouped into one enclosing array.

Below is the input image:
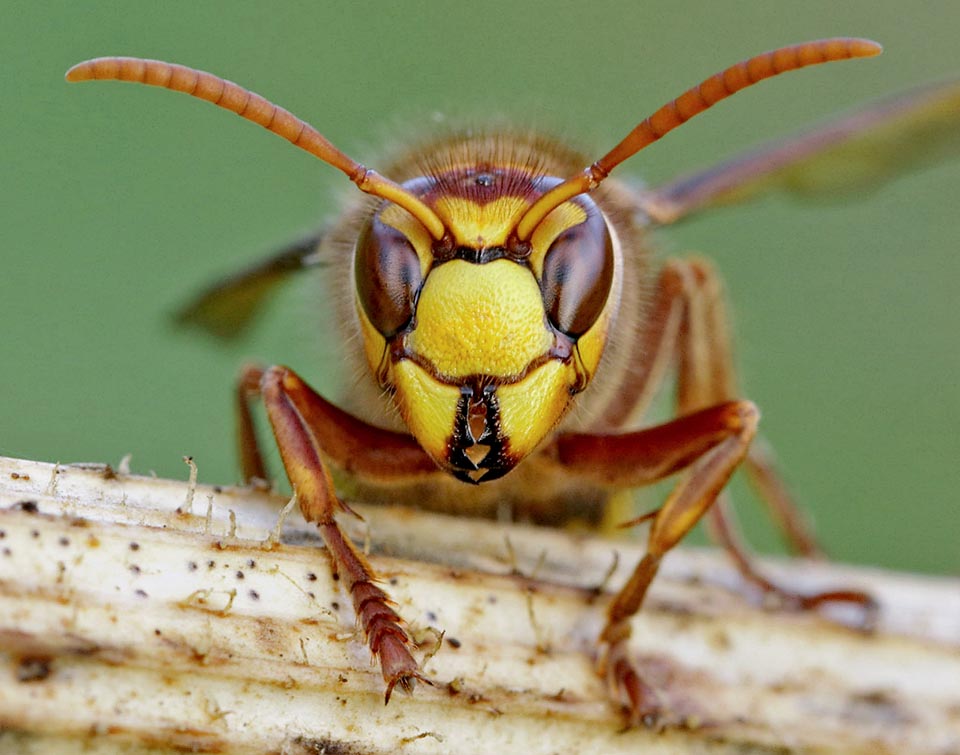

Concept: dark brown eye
[[354, 215, 423, 338], [540, 198, 614, 338]]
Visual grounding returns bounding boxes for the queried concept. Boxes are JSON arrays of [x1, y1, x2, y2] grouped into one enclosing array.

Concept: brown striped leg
[[557, 400, 759, 724], [563, 257, 877, 723], [245, 364, 433, 700], [235, 364, 437, 485], [598, 259, 828, 556], [676, 258, 874, 612]]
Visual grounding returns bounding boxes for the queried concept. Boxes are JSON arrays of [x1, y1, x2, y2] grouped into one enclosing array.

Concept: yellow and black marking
[[450, 383, 507, 483], [353, 163, 617, 483]]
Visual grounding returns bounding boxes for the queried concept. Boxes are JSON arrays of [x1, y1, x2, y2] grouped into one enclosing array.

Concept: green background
[[3, 2, 957, 574]]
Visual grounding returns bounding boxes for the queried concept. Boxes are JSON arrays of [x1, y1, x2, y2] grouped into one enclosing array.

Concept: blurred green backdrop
[[2, 2, 957, 574]]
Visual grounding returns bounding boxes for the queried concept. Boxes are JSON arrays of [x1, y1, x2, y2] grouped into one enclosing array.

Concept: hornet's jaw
[[390, 357, 579, 484], [448, 382, 510, 484]]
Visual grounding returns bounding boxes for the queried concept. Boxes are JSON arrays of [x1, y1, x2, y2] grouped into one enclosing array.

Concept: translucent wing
[[175, 232, 325, 339], [642, 78, 960, 225]]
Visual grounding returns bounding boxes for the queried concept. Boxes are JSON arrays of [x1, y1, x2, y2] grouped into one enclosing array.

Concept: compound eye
[[540, 200, 614, 338], [354, 216, 423, 338]]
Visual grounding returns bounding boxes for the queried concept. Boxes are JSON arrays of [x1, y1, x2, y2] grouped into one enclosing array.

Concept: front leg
[[558, 400, 759, 725], [249, 364, 432, 700]]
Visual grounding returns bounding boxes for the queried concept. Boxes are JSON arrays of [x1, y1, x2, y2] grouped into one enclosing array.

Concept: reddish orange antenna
[[65, 57, 447, 241], [515, 37, 882, 240]]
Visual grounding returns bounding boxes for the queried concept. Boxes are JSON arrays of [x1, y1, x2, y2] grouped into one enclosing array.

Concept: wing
[[175, 231, 325, 339], [641, 77, 960, 225]]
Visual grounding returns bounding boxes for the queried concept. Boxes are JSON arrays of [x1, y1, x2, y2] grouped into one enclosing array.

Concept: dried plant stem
[[0, 455, 957, 754]]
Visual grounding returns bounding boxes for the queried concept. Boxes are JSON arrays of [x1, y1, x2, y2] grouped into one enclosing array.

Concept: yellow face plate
[[354, 172, 618, 480], [408, 259, 552, 379]]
